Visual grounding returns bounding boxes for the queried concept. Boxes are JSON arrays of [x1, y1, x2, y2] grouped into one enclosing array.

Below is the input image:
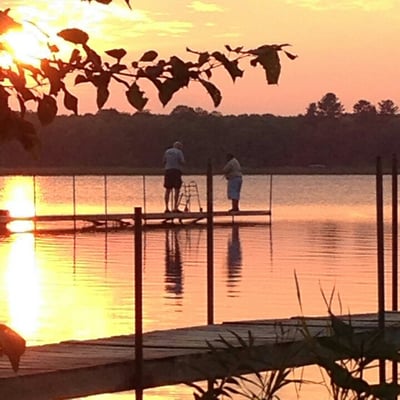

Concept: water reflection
[[164, 230, 183, 298], [226, 225, 242, 294], [5, 233, 40, 338], [3, 176, 35, 233]]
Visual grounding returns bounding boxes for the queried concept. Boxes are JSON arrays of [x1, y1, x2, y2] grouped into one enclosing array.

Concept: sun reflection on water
[[5, 233, 40, 338], [3, 177, 35, 233]]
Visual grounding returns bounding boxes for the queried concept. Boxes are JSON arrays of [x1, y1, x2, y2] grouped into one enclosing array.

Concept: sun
[[1, 23, 51, 67]]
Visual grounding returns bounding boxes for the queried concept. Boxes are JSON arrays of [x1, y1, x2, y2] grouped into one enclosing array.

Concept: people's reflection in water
[[227, 225, 242, 293], [165, 230, 183, 297]]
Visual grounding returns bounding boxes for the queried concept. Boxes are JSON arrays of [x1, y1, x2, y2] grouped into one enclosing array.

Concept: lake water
[[0, 174, 397, 399]]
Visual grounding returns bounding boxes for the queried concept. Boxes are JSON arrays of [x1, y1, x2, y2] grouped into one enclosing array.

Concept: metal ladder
[[178, 180, 203, 212]]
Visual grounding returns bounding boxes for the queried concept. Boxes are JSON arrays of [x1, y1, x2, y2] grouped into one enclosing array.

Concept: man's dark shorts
[[164, 169, 182, 189]]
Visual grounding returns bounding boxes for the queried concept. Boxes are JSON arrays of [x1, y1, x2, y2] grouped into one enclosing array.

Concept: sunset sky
[[3, 0, 400, 116]]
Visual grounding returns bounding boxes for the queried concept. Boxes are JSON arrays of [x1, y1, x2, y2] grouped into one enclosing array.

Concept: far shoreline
[[0, 165, 387, 176]]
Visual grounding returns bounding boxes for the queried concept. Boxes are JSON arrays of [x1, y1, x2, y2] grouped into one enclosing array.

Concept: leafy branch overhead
[[0, 7, 297, 152]]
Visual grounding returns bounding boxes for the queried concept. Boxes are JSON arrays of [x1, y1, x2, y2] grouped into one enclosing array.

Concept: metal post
[[33, 175, 37, 232], [142, 175, 146, 216], [269, 174, 273, 224], [104, 175, 108, 231], [206, 160, 214, 325], [376, 156, 385, 383], [72, 175, 77, 231], [134, 207, 143, 400], [392, 154, 398, 311], [392, 154, 398, 383]]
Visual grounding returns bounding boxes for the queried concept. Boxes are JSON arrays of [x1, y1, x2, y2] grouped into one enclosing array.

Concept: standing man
[[223, 153, 243, 212], [163, 141, 185, 213]]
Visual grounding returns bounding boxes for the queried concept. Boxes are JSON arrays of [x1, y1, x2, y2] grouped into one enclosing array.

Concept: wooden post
[[206, 160, 214, 325], [134, 207, 143, 399], [376, 156, 385, 383]]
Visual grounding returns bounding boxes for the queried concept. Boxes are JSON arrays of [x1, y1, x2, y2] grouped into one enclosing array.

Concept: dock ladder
[[178, 180, 203, 212]]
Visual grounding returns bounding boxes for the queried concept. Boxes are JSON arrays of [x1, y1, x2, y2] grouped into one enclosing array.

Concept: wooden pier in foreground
[[1, 312, 400, 400]]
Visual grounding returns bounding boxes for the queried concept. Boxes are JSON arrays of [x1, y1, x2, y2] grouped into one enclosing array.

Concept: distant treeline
[[1, 106, 400, 173]]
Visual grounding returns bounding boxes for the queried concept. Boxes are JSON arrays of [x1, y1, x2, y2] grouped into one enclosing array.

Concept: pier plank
[[1, 312, 400, 399], [0, 209, 272, 233]]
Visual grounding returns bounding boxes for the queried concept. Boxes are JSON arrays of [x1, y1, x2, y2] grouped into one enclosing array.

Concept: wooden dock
[[0, 209, 272, 233], [1, 312, 400, 399]]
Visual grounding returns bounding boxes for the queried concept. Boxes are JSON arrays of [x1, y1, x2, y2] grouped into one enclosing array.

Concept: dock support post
[[104, 175, 108, 231], [134, 207, 143, 399], [72, 175, 77, 231], [269, 174, 273, 224], [392, 154, 398, 383], [207, 160, 214, 325], [142, 175, 147, 217], [33, 175, 37, 232], [376, 156, 386, 383]]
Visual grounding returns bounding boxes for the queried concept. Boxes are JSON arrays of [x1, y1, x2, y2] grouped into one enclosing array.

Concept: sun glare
[[3, 178, 35, 233], [1, 24, 51, 67]]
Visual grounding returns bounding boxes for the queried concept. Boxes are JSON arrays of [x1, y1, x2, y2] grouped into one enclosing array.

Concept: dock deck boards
[[1, 209, 272, 232], [1, 312, 400, 400]]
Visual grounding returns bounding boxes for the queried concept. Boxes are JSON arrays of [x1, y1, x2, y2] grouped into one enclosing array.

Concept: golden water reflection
[[3, 176, 35, 233], [5, 234, 40, 338]]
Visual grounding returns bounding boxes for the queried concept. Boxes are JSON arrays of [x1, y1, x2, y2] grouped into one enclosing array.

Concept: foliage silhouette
[[0, 6, 297, 153], [0, 323, 26, 372]]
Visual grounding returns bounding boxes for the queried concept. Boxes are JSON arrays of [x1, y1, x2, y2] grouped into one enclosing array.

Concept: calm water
[[0, 174, 397, 399]]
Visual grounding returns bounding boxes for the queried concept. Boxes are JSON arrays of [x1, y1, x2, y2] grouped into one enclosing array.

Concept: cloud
[[188, 1, 224, 12], [284, 0, 395, 11]]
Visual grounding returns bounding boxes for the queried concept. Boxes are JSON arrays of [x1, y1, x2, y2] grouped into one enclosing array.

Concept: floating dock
[[0, 312, 399, 399]]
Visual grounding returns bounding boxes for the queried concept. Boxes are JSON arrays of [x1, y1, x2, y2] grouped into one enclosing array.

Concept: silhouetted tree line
[[0, 92, 399, 172]]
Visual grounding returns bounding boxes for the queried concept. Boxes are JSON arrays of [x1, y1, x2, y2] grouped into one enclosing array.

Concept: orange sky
[[3, 0, 400, 116]]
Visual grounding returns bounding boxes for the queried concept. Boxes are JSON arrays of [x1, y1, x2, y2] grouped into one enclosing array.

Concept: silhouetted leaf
[[74, 74, 89, 85], [97, 85, 109, 109], [140, 50, 158, 62], [0, 8, 21, 35], [63, 89, 78, 114], [158, 78, 182, 106], [83, 44, 102, 69], [169, 56, 190, 86], [199, 79, 222, 107], [37, 95, 58, 125], [198, 52, 210, 66], [251, 49, 281, 84], [48, 44, 59, 53], [126, 82, 148, 111], [41, 60, 63, 95], [110, 64, 127, 73], [105, 48, 127, 61], [284, 51, 298, 60], [145, 65, 164, 80], [69, 49, 81, 64], [18, 87, 35, 102], [0, 324, 26, 372], [211, 51, 243, 81], [225, 45, 243, 53], [57, 28, 89, 45]]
